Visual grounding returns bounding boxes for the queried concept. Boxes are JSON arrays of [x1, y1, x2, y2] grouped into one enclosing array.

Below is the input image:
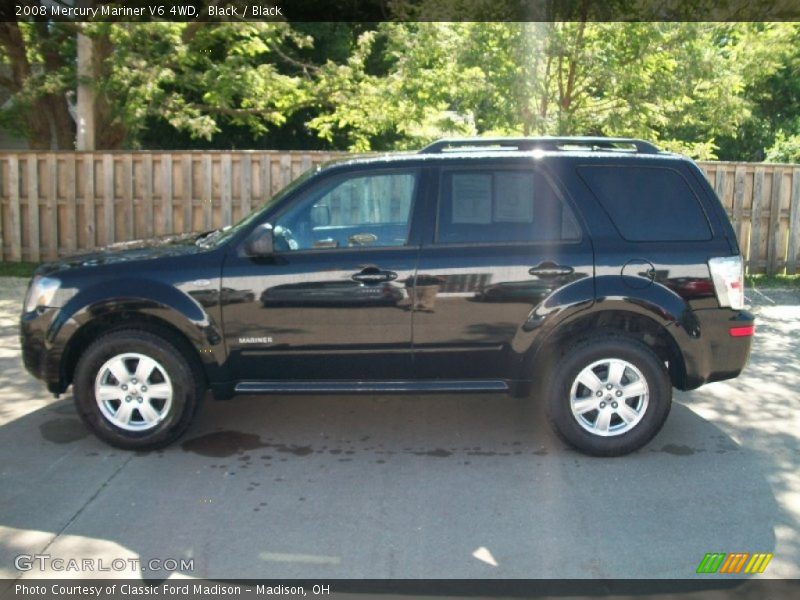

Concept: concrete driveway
[[0, 276, 798, 582]]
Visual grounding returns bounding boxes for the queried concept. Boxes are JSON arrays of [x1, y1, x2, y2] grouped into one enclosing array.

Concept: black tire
[[544, 335, 671, 456], [73, 329, 204, 450]]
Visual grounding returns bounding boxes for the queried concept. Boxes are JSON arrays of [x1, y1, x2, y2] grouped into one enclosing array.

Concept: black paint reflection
[[189, 287, 255, 308], [260, 280, 404, 308]]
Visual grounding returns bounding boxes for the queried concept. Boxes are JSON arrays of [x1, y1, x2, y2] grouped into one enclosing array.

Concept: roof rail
[[419, 136, 661, 155]]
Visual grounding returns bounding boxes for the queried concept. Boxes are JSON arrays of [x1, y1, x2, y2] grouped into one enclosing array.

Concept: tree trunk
[[0, 22, 76, 149], [92, 28, 128, 149], [26, 95, 75, 150]]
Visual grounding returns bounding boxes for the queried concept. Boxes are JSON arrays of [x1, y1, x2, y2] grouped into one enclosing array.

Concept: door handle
[[529, 262, 574, 278], [352, 267, 398, 284]]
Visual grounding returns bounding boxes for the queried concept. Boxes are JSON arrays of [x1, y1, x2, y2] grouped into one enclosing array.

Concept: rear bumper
[[678, 308, 754, 390]]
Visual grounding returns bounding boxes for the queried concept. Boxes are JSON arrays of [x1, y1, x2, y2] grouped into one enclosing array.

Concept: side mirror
[[244, 223, 274, 257]]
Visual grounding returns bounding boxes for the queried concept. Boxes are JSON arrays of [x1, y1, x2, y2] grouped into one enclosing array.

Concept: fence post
[[767, 170, 783, 275], [732, 166, 746, 248], [122, 155, 133, 241], [788, 169, 800, 275], [202, 154, 212, 230], [27, 155, 40, 263], [84, 154, 96, 249], [46, 153, 58, 260], [142, 154, 154, 238], [65, 154, 77, 254], [103, 154, 115, 245], [8, 156, 21, 261], [749, 168, 765, 273], [260, 153, 272, 201], [241, 153, 252, 217], [161, 154, 173, 234], [221, 154, 232, 227], [182, 154, 192, 233]]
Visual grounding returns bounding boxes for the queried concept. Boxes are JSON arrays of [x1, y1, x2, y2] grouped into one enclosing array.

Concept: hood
[[36, 232, 209, 276]]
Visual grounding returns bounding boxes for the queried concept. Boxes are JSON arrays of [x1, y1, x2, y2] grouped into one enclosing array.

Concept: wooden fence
[[699, 162, 800, 275], [0, 151, 347, 265], [0, 151, 798, 274]]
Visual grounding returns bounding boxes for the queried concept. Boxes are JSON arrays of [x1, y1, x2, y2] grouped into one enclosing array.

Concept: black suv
[[20, 137, 754, 456]]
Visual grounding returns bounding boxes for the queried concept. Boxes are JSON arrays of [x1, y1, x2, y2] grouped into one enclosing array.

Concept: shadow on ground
[[0, 391, 780, 580]]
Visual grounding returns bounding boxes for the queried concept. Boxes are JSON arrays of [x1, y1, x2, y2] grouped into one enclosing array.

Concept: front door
[[221, 168, 422, 381]]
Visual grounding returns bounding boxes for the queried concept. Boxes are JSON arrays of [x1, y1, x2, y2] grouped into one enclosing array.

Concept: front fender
[[46, 279, 226, 385]]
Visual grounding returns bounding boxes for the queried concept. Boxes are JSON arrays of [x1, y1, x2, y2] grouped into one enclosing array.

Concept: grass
[[0, 262, 38, 278], [745, 273, 800, 289]]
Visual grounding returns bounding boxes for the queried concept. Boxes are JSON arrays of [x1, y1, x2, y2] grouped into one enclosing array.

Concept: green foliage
[[1, 18, 800, 158], [765, 132, 800, 163], [101, 22, 314, 144], [300, 22, 774, 156], [0, 21, 76, 148], [714, 23, 800, 161]]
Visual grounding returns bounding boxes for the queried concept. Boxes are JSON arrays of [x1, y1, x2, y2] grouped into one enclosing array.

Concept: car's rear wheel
[[73, 329, 203, 450], [545, 335, 671, 456]]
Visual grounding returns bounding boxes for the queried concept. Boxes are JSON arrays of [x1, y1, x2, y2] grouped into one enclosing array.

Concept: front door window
[[273, 171, 417, 251]]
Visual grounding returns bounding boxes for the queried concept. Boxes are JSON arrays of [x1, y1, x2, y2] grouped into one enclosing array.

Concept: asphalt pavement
[[0, 277, 798, 584]]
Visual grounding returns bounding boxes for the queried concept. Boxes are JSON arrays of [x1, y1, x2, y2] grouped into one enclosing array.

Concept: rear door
[[411, 161, 594, 381]]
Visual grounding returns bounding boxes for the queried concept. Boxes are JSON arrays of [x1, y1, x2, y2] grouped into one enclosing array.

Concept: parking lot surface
[[1, 277, 798, 582]]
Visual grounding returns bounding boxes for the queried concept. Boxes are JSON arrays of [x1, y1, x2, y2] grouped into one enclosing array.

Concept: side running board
[[234, 380, 509, 394]]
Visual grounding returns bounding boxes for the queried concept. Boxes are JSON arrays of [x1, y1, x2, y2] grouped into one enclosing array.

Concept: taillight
[[729, 325, 755, 337], [708, 256, 745, 310]]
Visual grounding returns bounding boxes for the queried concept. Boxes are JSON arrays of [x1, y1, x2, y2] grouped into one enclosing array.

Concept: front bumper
[[20, 307, 66, 394]]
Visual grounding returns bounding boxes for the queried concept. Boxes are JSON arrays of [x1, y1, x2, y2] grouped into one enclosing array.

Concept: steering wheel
[[273, 225, 299, 251]]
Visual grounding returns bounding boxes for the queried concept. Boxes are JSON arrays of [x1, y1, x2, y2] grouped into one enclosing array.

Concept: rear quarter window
[[577, 165, 712, 242]]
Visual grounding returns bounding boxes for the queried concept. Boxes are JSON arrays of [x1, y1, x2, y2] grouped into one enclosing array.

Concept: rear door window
[[577, 165, 712, 241], [436, 169, 581, 244]]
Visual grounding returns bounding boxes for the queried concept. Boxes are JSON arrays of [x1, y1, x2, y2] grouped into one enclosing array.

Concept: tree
[[0, 10, 325, 149], [714, 23, 800, 161], [0, 20, 76, 149], [98, 21, 314, 146], [1, 10, 798, 158], [304, 21, 780, 157]]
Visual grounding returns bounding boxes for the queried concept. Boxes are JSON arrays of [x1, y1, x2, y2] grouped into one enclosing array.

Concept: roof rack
[[419, 136, 661, 155]]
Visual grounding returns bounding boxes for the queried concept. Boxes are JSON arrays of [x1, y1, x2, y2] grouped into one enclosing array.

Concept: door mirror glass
[[244, 223, 274, 256]]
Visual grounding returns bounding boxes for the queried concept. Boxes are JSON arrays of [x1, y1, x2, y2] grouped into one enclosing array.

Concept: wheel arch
[[45, 278, 227, 394], [60, 310, 211, 393], [530, 307, 689, 391]]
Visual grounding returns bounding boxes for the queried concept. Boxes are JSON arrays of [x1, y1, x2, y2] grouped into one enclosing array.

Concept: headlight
[[23, 276, 62, 313]]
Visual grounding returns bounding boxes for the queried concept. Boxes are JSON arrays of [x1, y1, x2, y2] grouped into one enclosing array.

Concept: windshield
[[197, 167, 319, 248]]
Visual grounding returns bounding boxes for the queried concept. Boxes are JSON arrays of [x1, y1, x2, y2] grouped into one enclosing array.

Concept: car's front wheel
[[73, 329, 203, 450], [545, 335, 672, 456]]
